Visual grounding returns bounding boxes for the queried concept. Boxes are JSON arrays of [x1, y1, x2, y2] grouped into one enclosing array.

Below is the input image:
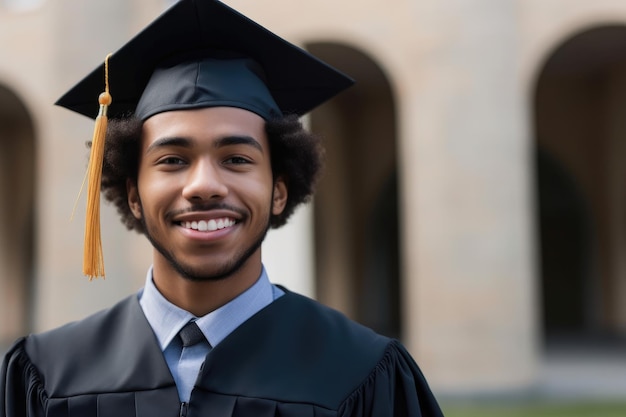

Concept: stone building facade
[[2, 0, 626, 398]]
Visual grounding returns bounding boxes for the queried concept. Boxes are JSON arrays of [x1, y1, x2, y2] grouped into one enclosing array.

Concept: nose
[[181, 159, 228, 202]]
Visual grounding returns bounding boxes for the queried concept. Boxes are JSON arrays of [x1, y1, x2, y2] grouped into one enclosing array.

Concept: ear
[[271, 177, 288, 216], [127, 179, 143, 220]]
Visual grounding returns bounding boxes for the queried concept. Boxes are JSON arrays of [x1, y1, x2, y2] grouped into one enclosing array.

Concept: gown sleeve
[[1, 338, 47, 417], [338, 340, 444, 417]]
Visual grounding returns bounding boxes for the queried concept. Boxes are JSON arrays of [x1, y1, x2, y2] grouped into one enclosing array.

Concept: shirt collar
[[139, 265, 278, 350]]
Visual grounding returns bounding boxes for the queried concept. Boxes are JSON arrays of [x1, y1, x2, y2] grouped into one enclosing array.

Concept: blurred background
[[1, 0, 626, 415]]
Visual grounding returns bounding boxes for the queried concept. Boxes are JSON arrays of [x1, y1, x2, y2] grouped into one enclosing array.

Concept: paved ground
[[538, 339, 626, 400]]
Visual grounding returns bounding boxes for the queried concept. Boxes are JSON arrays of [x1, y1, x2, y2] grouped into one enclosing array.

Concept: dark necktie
[[178, 321, 207, 347]]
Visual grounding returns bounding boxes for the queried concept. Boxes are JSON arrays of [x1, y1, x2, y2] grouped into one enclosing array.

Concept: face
[[127, 107, 287, 282]]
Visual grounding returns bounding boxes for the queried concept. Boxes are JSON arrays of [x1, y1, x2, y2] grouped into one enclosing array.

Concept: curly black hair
[[99, 114, 324, 234]]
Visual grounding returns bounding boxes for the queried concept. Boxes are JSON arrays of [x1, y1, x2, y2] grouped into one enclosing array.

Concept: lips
[[179, 217, 236, 232]]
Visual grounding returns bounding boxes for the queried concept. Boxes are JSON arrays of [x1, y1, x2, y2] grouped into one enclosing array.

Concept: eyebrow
[[145, 136, 192, 154], [214, 135, 263, 153], [145, 135, 263, 154]]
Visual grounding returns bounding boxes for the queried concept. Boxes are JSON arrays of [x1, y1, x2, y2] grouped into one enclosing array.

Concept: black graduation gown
[[1, 290, 444, 417]]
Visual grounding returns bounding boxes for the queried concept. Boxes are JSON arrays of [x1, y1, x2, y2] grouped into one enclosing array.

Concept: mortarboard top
[[55, 0, 354, 121]]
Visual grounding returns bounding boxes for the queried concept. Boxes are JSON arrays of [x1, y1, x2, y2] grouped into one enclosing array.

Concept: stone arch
[[0, 84, 36, 351], [306, 42, 401, 338], [534, 25, 626, 342]]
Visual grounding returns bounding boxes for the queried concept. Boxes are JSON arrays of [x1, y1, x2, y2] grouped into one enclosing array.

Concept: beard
[[139, 202, 271, 282]]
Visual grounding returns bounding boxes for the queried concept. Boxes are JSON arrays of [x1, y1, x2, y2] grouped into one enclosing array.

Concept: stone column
[[401, 0, 539, 394]]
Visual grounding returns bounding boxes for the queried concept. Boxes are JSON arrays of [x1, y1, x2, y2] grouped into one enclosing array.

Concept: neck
[[151, 250, 263, 317]]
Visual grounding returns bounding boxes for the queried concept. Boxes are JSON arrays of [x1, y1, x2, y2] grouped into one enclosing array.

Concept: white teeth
[[181, 218, 236, 232]]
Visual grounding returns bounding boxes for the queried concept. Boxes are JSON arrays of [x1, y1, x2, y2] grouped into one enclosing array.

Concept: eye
[[158, 156, 187, 165], [224, 156, 252, 165]]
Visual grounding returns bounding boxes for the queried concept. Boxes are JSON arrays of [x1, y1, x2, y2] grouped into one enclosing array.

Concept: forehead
[[140, 106, 268, 149]]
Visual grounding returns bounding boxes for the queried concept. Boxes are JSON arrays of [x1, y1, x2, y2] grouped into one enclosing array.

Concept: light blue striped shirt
[[138, 266, 283, 402]]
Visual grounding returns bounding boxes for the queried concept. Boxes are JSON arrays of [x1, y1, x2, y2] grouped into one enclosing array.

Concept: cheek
[[135, 171, 166, 213], [138, 169, 191, 216]]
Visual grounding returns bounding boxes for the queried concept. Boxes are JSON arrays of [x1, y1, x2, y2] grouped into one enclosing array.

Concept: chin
[[175, 263, 241, 282]]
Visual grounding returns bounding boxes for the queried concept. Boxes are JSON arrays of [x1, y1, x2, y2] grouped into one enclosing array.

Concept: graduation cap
[[56, 0, 353, 279]]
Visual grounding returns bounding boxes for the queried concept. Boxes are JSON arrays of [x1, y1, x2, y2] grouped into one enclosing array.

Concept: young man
[[1, 1, 444, 416]]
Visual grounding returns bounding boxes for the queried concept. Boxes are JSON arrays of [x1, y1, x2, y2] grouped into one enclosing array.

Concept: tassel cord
[[83, 54, 112, 279]]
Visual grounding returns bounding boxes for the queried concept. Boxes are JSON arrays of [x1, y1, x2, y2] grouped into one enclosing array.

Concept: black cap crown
[[56, 0, 354, 121]]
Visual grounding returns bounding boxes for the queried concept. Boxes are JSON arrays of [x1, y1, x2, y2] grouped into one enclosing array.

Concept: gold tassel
[[83, 53, 112, 279]]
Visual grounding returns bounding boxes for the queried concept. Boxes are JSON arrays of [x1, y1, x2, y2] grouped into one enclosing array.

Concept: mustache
[[166, 202, 247, 220]]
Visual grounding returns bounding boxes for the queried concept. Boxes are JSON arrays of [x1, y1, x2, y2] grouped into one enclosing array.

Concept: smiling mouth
[[179, 218, 237, 232]]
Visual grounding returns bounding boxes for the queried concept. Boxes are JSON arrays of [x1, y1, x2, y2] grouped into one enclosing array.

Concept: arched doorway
[[536, 148, 591, 335], [307, 43, 401, 338], [0, 84, 36, 352], [534, 25, 626, 344]]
